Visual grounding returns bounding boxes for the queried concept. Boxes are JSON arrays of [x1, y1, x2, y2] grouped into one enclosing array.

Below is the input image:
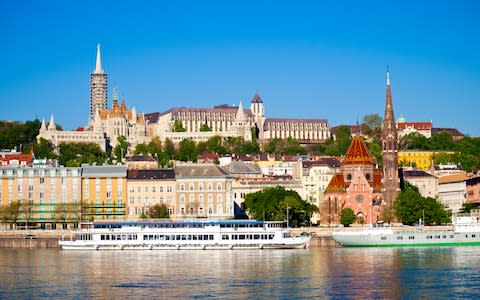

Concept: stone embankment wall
[[291, 227, 338, 247], [0, 230, 67, 248]]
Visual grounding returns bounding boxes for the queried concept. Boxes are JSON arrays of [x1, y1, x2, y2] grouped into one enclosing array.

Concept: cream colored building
[[145, 93, 330, 144], [174, 163, 234, 219], [126, 169, 176, 219], [403, 170, 438, 199], [301, 158, 341, 223], [0, 164, 82, 230], [145, 102, 253, 144], [438, 173, 467, 213]]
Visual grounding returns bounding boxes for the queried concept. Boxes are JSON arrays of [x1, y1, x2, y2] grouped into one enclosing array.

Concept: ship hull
[[333, 230, 480, 247]]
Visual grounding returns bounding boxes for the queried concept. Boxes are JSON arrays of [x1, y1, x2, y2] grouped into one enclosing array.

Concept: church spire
[[381, 68, 400, 207], [94, 44, 104, 74]]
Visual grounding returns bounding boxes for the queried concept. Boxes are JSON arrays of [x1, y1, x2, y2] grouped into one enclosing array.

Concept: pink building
[[321, 137, 384, 225]]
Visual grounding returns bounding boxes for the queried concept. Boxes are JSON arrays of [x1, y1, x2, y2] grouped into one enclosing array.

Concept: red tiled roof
[[342, 137, 376, 165], [397, 122, 432, 130], [325, 174, 347, 192]]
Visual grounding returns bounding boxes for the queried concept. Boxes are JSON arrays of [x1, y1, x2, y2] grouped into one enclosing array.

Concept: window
[[198, 183, 203, 191], [189, 184, 194, 191], [217, 183, 222, 191], [167, 186, 172, 193], [159, 186, 164, 193], [180, 184, 185, 191], [217, 194, 222, 203]]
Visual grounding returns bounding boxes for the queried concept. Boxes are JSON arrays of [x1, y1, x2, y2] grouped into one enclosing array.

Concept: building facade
[[403, 170, 438, 199], [437, 173, 467, 213], [174, 163, 234, 219], [396, 118, 432, 139], [398, 150, 456, 171], [0, 165, 82, 230], [81, 165, 127, 220], [301, 158, 341, 223], [321, 137, 384, 225], [126, 169, 176, 219]]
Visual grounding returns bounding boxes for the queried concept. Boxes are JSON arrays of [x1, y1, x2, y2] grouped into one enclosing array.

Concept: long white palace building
[[38, 45, 330, 151]]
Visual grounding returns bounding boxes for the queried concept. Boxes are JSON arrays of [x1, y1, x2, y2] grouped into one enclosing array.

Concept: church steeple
[[381, 69, 400, 207], [90, 44, 108, 123], [94, 44, 104, 74]]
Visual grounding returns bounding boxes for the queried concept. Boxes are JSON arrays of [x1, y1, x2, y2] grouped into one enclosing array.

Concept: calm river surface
[[1, 247, 480, 299]]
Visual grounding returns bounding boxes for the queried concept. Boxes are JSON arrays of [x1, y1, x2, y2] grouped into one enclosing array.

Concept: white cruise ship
[[59, 220, 310, 250], [333, 216, 480, 247]]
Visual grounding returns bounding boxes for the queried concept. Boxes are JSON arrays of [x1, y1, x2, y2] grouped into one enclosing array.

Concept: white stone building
[[403, 170, 438, 199], [437, 173, 467, 213]]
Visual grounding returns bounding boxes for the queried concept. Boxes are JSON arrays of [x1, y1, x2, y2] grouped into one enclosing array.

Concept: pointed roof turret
[[235, 101, 247, 121], [48, 114, 56, 131], [342, 136, 376, 165], [94, 44, 104, 74], [121, 99, 126, 112], [251, 92, 263, 103], [40, 118, 46, 131]]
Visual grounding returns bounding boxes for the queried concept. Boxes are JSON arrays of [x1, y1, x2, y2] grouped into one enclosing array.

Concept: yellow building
[[398, 150, 455, 171], [126, 169, 176, 219], [81, 166, 127, 220]]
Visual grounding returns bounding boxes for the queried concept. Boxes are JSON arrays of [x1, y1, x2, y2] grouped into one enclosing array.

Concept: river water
[[1, 247, 479, 299]]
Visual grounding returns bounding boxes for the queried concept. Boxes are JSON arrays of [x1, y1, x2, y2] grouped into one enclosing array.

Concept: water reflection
[[1, 247, 480, 299]]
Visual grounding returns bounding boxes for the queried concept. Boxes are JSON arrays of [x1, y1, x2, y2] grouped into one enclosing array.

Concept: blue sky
[[1, 0, 479, 135]]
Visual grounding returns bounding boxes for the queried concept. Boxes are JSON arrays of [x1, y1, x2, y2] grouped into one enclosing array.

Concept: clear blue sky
[[1, 0, 479, 136]]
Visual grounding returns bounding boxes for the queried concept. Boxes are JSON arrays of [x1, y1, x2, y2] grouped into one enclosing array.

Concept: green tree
[[325, 126, 352, 156], [33, 138, 56, 159], [428, 132, 455, 150], [0, 200, 22, 225], [199, 123, 212, 132], [393, 182, 451, 225], [148, 203, 170, 219], [205, 136, 227, 154], [284, 137, 306, 155], [172, 120, 186, 132], [340, 207, 356, 227], [134, 143, 151, 155], [459, 202, 478, 214], [176, 138, 198, 162], [362, 114, 383, 129], [58, 142, 106, 167], [244, 187, 317, 226], [398, 132, 429, 150], [163, 138, 176, 160], [113, 136, 128, 163]]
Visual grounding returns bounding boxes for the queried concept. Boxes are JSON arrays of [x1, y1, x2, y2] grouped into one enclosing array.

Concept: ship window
[[450, 235, 454, 238], [427, 235, 433, 239], [408, 236, 414, 240], [435, 235, 440, 239], [397, 236, 403, 240], [472, 234, 476, 238], [381, 237, 387, 240], [442, 235, 447, 239]]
